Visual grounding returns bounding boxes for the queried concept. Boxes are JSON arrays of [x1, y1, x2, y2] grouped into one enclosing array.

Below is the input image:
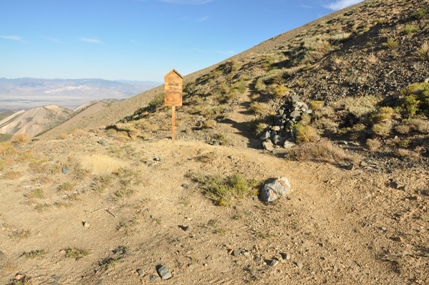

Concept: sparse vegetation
[[387, 38, 399, 49], [3, 171, 23, 180], [24, 188, 45, 199], [21, 249, 47, 259], [417, 42, 429, 61], [294, 124, 320, 143], [402, 24, 418, 35], [62, 247, 89, 260], [8, 229, 31, 240], [57, 182, 74, 192], [188, 172, 259, 206], [288, 139, 355, 165], [10, 133, 30, 145]]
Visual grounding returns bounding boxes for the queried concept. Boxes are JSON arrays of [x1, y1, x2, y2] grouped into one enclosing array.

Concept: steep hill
[[0, 105, 73, 137], [1, 0, 429, 284]]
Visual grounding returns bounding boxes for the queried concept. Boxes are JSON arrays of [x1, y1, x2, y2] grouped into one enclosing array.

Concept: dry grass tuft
[[294, 124, 320, 143], [2, 171, 23, 180], [10, 133, 30, 145], [366, 138, 382, 152], [417, 42, 429, 61], [289, 139, 355, 165]]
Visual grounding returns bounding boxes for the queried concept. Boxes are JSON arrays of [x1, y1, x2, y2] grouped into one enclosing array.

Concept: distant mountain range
[[0, 78, 161, 111]]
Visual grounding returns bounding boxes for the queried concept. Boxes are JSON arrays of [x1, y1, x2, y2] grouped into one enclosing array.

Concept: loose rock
[[156, 264, 172, 280], [259, 176, 291, 202]]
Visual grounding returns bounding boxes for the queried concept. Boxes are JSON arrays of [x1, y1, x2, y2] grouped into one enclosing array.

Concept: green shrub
[[189, 173, 259, 206], [372, 123, 391, 137], [387, 38, 399, 49], [413, 8, 428, 19], [397, 82, 429, 117], [371, 107, 395, 123], [62, 247, 88, 260], [294, 124, 320, 143], [21, 249, 47, 259], [403, 24, 418, 35]]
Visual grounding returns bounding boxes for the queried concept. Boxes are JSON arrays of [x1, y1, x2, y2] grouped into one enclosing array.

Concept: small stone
[[254, 257, 262, 263], [259, 131, 271, 141], [268, 259, 279, 267], [157, 265, 172, 280], [243, 251, 251, 257], [15, 273, 25, 281], [390, 236, 403, 242], [280, 252, 291, 260], [112, 246, 127, 255], [283, 140, 295, 149], [136, 268, 144, 276], [153, 157, 161, 161], [180, 225, 192, 232], [82, 221, 90, 228], [98, 139, 108, 146], [296, 262, 303, 268], [62, 165, 70, 175], [232, 249, 241, 257], [262, 140, 275, 151], [149, 275, 159, 282]]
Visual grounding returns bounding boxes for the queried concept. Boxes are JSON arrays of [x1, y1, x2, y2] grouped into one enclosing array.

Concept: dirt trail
[[1, 131, 427, 284]]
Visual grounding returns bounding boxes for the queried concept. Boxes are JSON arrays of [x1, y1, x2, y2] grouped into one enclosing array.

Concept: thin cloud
[[197, 16, 209, 22], [160, 0, 213, 4], [0, 35, 24, 42], [43, 37, 66, 44], [79, 37, 103, 44], [325, 0, 362, 11]]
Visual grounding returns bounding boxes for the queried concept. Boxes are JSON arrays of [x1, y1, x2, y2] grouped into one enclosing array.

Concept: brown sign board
[[164, 69, 183, 106]]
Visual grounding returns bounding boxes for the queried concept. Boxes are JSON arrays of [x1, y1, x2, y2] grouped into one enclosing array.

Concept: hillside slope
[[0, 105, 73, 137], [1, 0, 428, 284]]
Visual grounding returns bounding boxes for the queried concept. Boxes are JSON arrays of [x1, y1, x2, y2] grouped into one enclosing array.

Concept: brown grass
[[10, 133, 30, 145], [366, 138, 382, 152], [289, 139, 354, 165], [294, 124, 320, 143], [3, 171, 23, 180]]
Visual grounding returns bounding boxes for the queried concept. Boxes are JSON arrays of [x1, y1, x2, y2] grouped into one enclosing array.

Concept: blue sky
[[0, 0, 362, 82]]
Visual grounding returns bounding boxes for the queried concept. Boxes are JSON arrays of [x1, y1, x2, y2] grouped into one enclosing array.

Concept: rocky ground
[[1, 0, 429, 284], [0, 126, 428, 285]]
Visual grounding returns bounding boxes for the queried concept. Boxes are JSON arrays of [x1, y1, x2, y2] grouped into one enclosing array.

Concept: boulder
[[260, 176, 291, 202]]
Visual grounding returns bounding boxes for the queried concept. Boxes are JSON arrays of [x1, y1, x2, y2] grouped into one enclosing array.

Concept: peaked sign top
[[164, 69, 183, 107]]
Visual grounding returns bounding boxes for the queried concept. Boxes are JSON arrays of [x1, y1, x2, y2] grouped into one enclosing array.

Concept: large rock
[[260, 176, 291, 202]]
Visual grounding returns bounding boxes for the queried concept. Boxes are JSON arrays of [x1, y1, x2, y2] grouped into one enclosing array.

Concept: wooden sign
[[164, 69, 183, 106], [164, 69, 183, 140]]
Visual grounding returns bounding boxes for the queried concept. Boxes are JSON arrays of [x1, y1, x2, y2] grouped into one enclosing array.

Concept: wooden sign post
[[164, 69, 183, 140]]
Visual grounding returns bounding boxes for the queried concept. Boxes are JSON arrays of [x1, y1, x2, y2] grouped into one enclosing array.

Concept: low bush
[[10, 133, 30, 145], [288, 139, 354, 165], [188, 173, 259, 206], [294, 124, 320, 143]]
